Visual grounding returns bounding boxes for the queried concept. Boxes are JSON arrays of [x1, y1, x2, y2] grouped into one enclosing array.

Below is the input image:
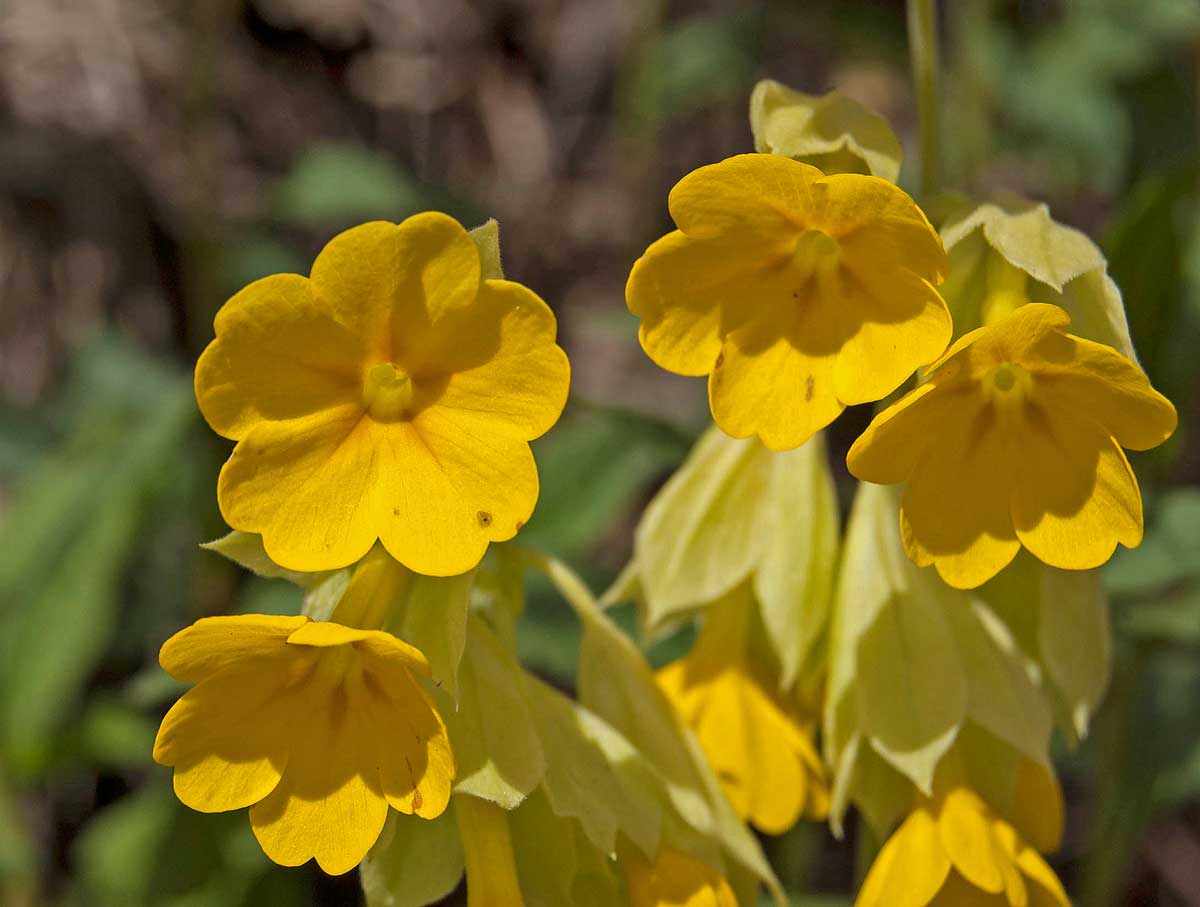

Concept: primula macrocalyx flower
[[196, 213, 570, 576], [153, 614, 454, 875], [626, 153, 950, 451], [624, 847, 738, 907], [848, 303, 1177, 589], [857, 787, 1068, 907], [657, 592, 829, 833]]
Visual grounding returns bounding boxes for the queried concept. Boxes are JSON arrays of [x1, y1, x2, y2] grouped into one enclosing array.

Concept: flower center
[[791, 229, 841, 284], [363, 362, 415, 422], [985, 362, 1033, 409]]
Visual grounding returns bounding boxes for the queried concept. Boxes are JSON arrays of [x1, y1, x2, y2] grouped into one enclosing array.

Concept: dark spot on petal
[[392, 508, 400, 516], [515, 520, 524, 531], [714, 352, 725, 368], [805, 374, 815, 401], [477, 510, 493, 527], [412, 788, 423, 811]]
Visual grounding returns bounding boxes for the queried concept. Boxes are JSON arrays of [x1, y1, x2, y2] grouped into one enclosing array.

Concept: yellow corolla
[[153, 614, 454, 875], [848, 303, 1176, 589], [857, 787, 1068, 907], [626, 153, 950, 451], [196, 213, 570, 576], [656, 593, 828, 834], [625, 847, 738, 907]]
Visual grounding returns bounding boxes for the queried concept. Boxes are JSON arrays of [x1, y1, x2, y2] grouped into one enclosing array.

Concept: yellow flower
[[196, 213, 570, 576], [657, 590, 829, 834], [624, 847, 738, 907], [153, 614, 454, 875], [626, 153, 950, 451], [848, 303, 1176, 589], [857, 786, 1068, 907]]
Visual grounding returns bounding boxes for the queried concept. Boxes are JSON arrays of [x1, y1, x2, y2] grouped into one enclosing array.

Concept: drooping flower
[[196, 212, 570, 576], [848, 303, 1176, 589], [857, 786, 1068, 907], [153, 614, 454, 875], [626, 153, 950, 451], [624, 847, 739, 907], [657, 587, 829, 834]]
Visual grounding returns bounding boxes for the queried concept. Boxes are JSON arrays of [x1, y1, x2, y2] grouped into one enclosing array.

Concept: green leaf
[[387, 569, 473, 700], [1036, 567, 1111, 741], [749, 79, 903, 182], [442, 617, 545, 809], [72, 783, 177, 906], [359, 806, 464, 907]]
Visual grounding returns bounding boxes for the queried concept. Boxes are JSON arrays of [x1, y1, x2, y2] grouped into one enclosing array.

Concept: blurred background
[[1, 0, 1199, 904]]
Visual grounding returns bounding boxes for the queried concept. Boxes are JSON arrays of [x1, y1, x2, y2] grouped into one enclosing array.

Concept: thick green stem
[[907, 0, 942, 198]]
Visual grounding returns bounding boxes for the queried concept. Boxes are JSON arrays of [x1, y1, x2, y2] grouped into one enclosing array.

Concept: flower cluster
[[149, 59, 1175, 907]]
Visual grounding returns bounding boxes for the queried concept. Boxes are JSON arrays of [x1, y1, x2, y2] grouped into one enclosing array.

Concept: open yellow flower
[[153, 614, 454, 875], [625, 847, 738, 907], [848, 303, 1176, 589], [197, 212, 570, 576], [626, 153, 950, 450], [657, 590, 829, 834], [857, 787, 1068, 907]]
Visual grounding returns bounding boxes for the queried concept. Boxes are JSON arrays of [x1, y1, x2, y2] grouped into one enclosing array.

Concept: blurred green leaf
[[523, 403, 690, 560], [627, 13, 760, 129], [271, 142, 475, 228], [0, 335, 196, 776], [77, 695, 158, 770]]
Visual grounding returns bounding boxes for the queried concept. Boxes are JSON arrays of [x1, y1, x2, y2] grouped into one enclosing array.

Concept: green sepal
[[621, 426, 838, 690], [442, 615, 546, 809], [749, 79, 904, 183], [359, 805, 464, 907], [937, 194, 1136, 358], [469, 218, 504, 280]]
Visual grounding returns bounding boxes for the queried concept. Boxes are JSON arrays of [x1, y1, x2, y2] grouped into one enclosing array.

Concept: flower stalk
[[907, 0, 942, 197]]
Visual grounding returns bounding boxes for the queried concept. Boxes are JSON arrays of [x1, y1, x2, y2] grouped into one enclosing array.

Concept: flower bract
[[848, 303, 1177, 588], [153, 614, 455, 875], [196, 212, 570, 576], [857, 787, 1068, 907], [626, 153, 950, 451]]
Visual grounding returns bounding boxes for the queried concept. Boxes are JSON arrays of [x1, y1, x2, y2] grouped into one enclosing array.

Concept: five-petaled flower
[[626, 153, 951, 451], [848, 302, 1176, 589], [153, 614, 455, 875], [857, 787, 1067, 907], [196, 212, 571, 576]]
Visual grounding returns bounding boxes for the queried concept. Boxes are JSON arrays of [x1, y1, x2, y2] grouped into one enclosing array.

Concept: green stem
[[907, 0, 942, 198]]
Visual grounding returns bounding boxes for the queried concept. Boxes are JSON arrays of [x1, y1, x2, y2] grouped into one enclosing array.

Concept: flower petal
[[1032, 332, 1177, 452], [425, 279, 570, 439], [375, 408, 539, 575], [857, 808, 952, 907], [249, 682, 388, 875], [308, 214, 481, 356], [667, 153, 821, 241], [937, 789, 1007, 894], [627, 230, 766, 377], [834, 270, 952, 404], [899, 401, 1021, 589], [1010, 405, 1142, 570], [708, 303, 847, 451], [847, 382, 954, 485], [816, 173, 947, 283], [153, 655, 300, 812], [195, 274, 363, 439], [359, 657, 454, 819], [218, 406, 380, 572], [158, 614, 307, 684]]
